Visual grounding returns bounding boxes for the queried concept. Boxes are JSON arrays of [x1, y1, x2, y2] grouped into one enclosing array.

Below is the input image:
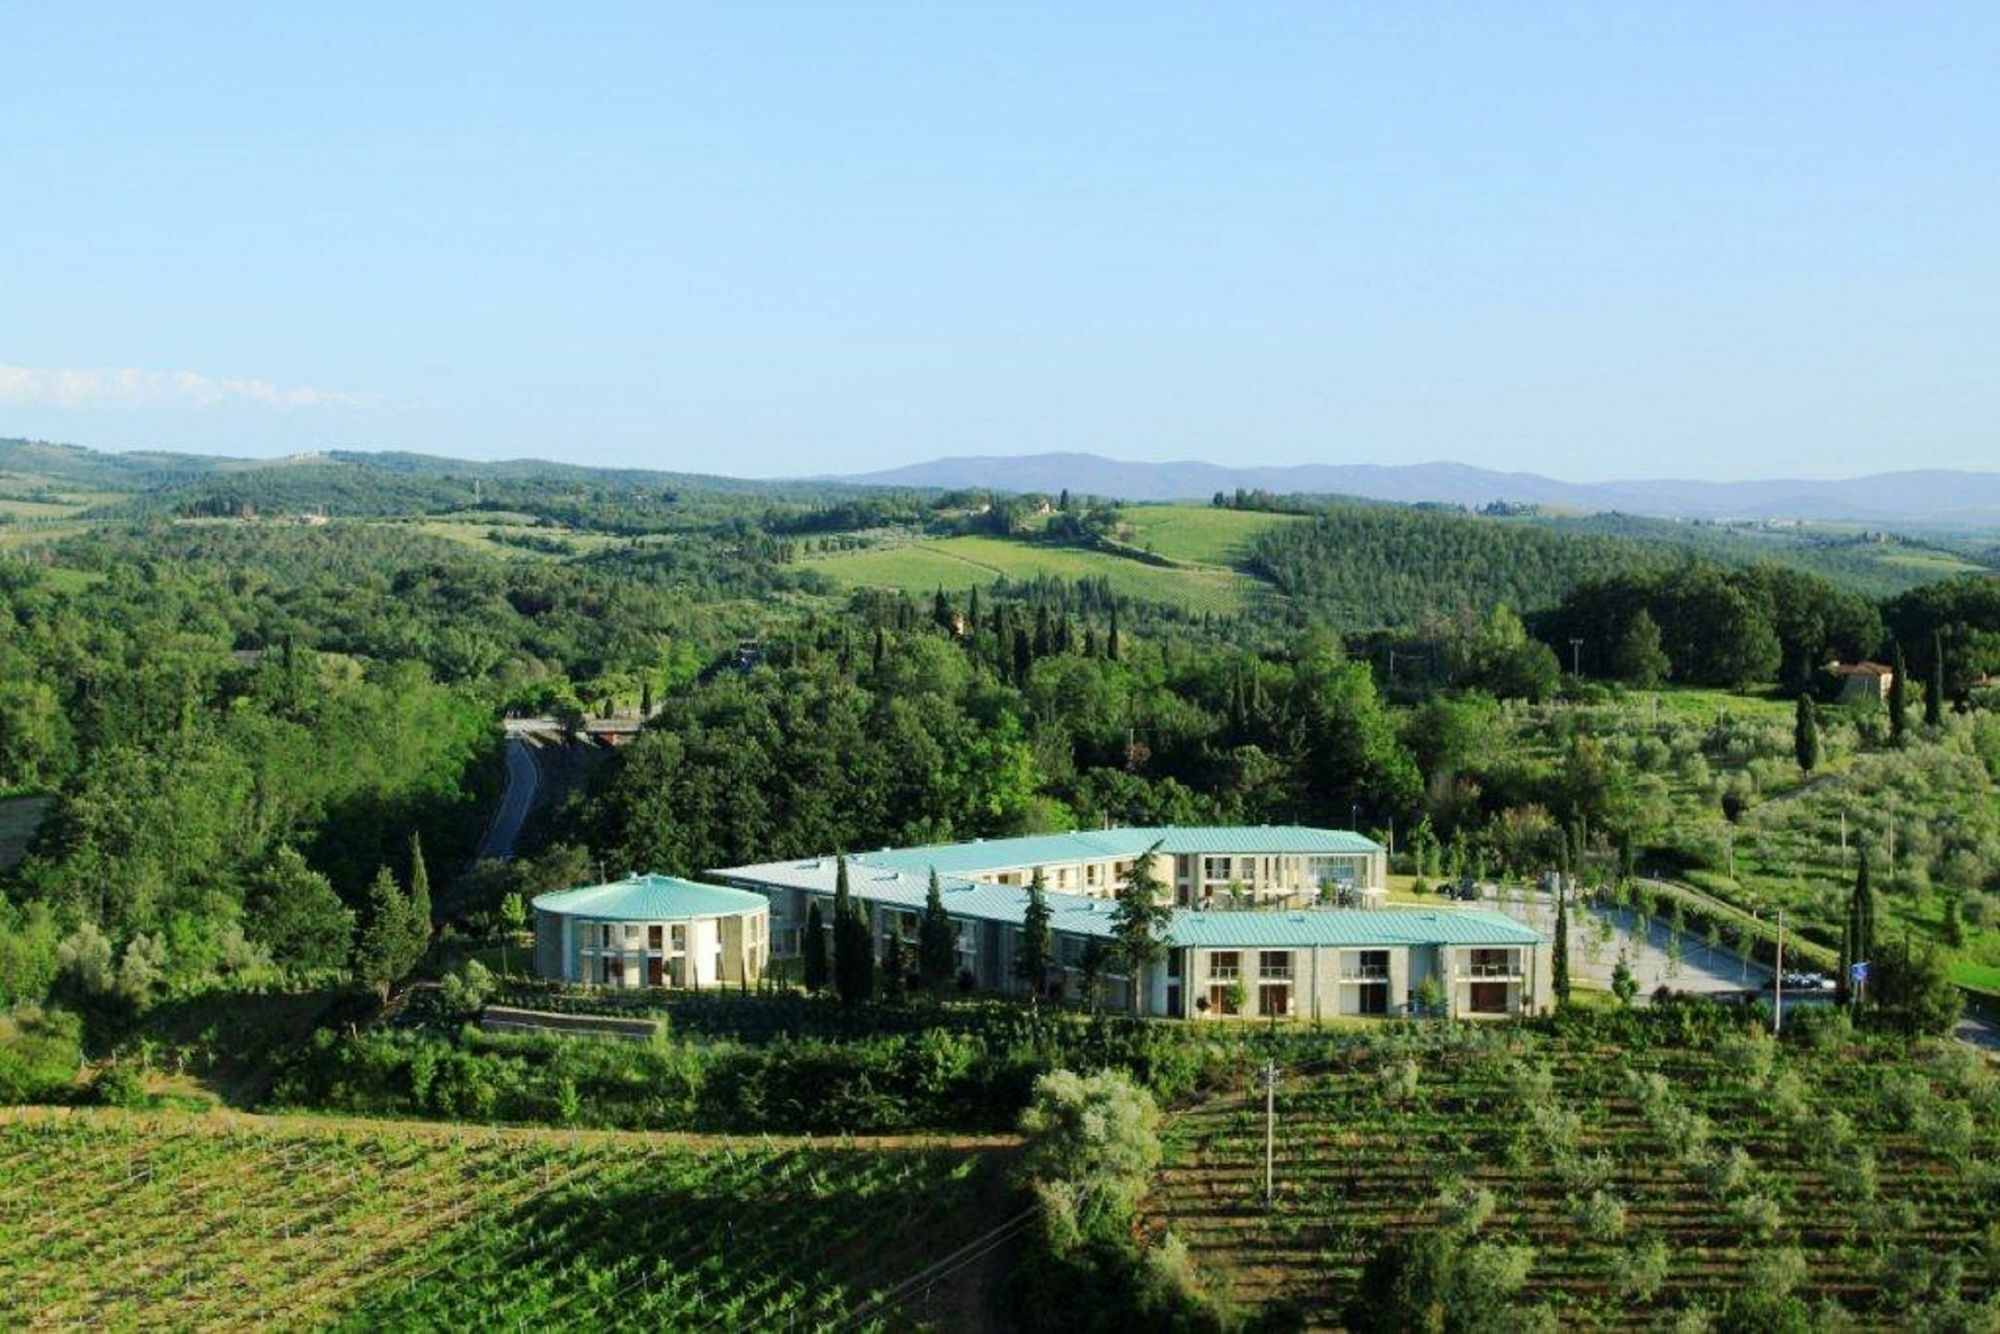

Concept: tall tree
[[831, 856, 874, 1004], [882, 930, 908, 1002], [1553, 841, 1572, 1008], [802, 899, 829, 994], [1793, 693, 1820, 776], [1843, 846, 1876, 1008], [1014, 866, 1054, 1004], [1609, 609, 1670, 687], [405, 831, 433, 963], [1108, 841, 1172, 1016], [1927, 629, 1945, 727], [917, 866, 956, 992], [1107, 604, 1121, 662], [354, 866, 417, 1001], [1889, 640, 1909, 744], [244, 845, 354, 975]]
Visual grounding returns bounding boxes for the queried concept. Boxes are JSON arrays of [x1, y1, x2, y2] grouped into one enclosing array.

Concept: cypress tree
[[802, 899, 828, 994], [831, 856, 874, 1004], [355, 866, 413, 1001], [640, 680, 653, 718], [1107, 604, 1121, 662], [967, 586, 981, 636], [917, 867, 956, 992], [405, 831, 433, 962], [1553, 839, 1572, 1007], [1844, 846, 1876, 1007], [1889, 641, 1909, 744], [1108, 841, 1172, 1016], [847, 893, 876, 1002], [1927, 629, 1945, 727], [1793, 693, 1820, 776], [882, 931, 909, 1002], [1014, 867, 1053, 1004]]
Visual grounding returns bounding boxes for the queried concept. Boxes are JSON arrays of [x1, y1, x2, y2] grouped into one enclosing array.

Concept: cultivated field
[[0, 1109, 1009, 1331], [1148, 1022, 2000, 1326], [808, 532, 1264, 614]]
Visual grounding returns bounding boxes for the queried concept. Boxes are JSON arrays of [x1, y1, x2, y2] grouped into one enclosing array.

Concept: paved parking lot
[[1482, 891, 1775, 998]]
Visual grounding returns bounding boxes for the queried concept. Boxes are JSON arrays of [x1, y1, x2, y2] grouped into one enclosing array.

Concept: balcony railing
[[1343, 965, 1389, 980], [1462, 962, 1519, 979], [1257, 968, 1292, 982], [1208, 967, 1241, 982]]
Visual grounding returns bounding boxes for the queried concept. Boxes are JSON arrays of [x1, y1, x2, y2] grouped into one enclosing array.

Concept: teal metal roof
[[852, 825, 1381, 876], [533, 874, 769, 921], [1166, 908, 1544, 949], [710, 854, 1542, 950]]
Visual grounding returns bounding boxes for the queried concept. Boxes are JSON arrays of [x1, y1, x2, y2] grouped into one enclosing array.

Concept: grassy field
[[808, 533, 1264, 614], [1114, 504, 1304, 567], [0, 521, 90, 550], [395, 516, 632, 559], [0, 1108, 1010, 1330], [1149, 1022, 2000, 1325]]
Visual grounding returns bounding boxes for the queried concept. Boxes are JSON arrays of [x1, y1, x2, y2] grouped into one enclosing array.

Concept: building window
[[1347, 949, 1389, 980], [1257, 984, 1291, 1017], [648, 924, 663, 950], [1208, 983, 1240, 1016], [1258, 951, 1292, 980], [1467, 949, 1517, 978], [1468, 982, 1511, 1014], [1209, 951, 1241, 981]]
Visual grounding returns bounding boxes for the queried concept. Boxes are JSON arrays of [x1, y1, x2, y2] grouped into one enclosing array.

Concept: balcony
[[1343, 964, 1390, 981], [1208, 967, 1241, 983], [1257, 967, 1293, 982], [1461, 962, 1520, 979]]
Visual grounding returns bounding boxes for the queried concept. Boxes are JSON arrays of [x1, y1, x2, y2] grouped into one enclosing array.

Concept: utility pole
[[1773, 909, 1785, 1036], [1260, 1061, 1278, 1209]]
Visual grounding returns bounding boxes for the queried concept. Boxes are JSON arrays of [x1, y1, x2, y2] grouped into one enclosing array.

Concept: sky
[[2, 2, 1995, 480]]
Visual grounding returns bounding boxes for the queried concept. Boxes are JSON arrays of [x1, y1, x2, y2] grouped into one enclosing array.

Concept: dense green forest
[[0, 441, 1995, 1079]]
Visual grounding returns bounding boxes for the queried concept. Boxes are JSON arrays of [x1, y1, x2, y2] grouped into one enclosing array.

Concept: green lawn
[[1114, 504, 1303, 567], [809, 533, 1264, 614], [1949, 960, 2000, 996]]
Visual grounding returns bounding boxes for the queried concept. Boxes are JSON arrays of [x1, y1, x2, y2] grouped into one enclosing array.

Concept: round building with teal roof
[[533, 874, 770, 989]]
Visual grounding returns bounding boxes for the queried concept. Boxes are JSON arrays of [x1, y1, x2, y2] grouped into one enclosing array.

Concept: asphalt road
[[477, 736, 540, 861]]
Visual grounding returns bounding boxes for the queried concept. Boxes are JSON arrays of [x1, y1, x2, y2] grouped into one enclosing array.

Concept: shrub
[[1435, 1179, 1497, 1234], [1378, 1058, 1421, 1105], [1018, 1068, 1162, 1243], [1574, 1189, 1627, 1241], [0, 1005, 84, 1103], [1731, 1193, 1784, 1241], [1613, 1235, 1671, 1302]]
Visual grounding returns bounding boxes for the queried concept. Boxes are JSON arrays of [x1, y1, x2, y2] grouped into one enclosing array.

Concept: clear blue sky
[[3, 2, 1994, 479]]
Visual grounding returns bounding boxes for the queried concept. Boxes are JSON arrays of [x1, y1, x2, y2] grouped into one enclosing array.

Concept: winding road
[[477, 736, 540, 860]]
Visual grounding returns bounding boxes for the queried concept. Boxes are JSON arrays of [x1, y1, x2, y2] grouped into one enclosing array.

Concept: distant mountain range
[[8, 435, 2000, 526], [841, 453, 2000, 525]]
